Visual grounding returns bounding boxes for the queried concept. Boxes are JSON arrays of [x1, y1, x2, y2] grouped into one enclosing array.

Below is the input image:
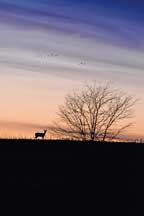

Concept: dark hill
[[0, 139, 138, 215]]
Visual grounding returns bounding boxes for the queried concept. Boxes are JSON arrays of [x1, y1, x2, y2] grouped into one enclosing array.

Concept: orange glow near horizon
[[1, 1, 144, 140], [1, 19, 144, 140], [0, 66, 144, 140]]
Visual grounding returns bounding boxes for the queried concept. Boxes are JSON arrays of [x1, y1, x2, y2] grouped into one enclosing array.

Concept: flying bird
[[50, 53, 59, 57], [79, 61, 86, 65]]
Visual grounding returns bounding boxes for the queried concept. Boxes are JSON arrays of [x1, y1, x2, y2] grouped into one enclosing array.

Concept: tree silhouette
[[52, 83, 137, 141]]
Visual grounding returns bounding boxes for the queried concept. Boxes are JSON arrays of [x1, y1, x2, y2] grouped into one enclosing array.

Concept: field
[[0, 139, 139, 214]]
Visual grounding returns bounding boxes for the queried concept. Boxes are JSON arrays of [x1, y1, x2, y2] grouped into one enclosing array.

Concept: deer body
[[35, 129, 47, 139]]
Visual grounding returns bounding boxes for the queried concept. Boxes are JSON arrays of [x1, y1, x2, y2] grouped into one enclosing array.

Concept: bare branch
[[51, 82, 137, 141]]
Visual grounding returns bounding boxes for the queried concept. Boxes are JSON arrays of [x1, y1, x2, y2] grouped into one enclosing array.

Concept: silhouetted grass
[[0, 138, 138, 214]]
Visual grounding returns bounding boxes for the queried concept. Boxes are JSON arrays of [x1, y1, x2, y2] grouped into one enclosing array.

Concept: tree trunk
[[90, 132, 95, 141]]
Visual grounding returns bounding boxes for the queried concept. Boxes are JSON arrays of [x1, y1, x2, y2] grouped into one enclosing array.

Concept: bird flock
[[37, 51, 87, 67]]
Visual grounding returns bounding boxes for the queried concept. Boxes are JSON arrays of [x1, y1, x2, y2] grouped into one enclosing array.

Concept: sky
[[0, 0, 144, 139]]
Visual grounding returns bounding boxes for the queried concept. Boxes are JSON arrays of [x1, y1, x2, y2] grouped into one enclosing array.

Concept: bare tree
[[52, 83, 137, 141]]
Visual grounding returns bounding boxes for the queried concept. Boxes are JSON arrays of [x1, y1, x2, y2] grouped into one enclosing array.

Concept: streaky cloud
[[0, 1, 144, 50]]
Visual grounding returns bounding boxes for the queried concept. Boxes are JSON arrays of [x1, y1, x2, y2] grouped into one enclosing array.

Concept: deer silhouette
[[35, 129, 47, 139]]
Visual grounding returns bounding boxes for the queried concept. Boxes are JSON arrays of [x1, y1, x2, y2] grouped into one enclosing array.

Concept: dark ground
[[0, 139, 139, 214]]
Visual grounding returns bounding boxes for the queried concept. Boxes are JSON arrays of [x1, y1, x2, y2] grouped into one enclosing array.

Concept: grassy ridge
[[0, 139, 136, 161], [0, 139, 136, 187], [0, 139, 137, 214]]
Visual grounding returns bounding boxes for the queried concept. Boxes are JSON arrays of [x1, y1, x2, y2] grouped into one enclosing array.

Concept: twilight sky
[[0, 0, 144, 138]]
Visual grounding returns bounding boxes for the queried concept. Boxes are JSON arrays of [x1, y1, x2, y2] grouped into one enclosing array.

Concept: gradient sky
[[0, 0, 144, 138]]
